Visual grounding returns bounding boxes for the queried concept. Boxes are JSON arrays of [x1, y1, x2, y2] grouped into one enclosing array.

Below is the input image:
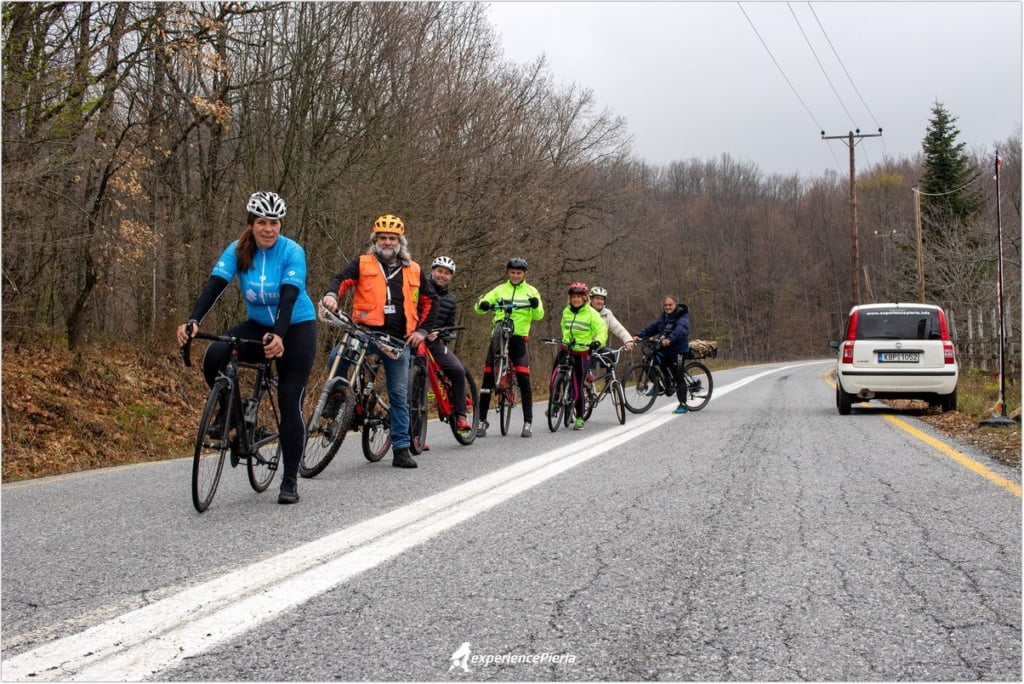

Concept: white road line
[[1, 364, 810, 681]]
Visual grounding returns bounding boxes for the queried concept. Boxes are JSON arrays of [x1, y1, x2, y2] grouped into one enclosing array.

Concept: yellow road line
[[823, 369, 1020, 498], [882, 414, 1021, 497]]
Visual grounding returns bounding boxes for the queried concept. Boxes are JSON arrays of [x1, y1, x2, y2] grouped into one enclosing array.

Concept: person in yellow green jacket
[[474, 257, 544, 438], [555, 283, 607, 430]]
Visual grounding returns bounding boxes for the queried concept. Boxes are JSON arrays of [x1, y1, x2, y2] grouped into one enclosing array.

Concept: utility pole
[[912, 187, 925, 302], [822, 128, 883, 306]]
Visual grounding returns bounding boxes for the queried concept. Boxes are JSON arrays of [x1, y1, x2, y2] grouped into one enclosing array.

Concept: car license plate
[[878, 352, 920, 363]]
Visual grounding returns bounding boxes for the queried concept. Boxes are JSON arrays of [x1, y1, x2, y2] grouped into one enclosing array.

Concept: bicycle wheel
[[611, 380, 627, 424], [498, 369, 515, 436], [682, 361, 713, 411], [361, 394, 391, 462], [622, 363, 658, 414], [562, 378, 574, 428], [450, 371, 479, 445], [547, 371, 567, 432], [582, 376, 599, 421], [300, 385, 353, 478], [192, 380, 230, 513], [408, 361, 428, 455], [247, 383, 281, 493]]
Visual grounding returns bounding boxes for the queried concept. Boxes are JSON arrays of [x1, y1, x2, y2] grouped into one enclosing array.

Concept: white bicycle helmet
[[247, 191, 287, 219], [590, 286, 608, 298], [431, 256, 457, 273]]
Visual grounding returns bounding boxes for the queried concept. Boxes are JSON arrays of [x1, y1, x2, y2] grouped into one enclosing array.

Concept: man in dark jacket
[[635, 295, 691, 414], [425, 256, 472, 433]]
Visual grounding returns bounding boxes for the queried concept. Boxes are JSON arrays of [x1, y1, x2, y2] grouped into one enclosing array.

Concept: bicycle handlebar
[[179, 323, 270, 368], [318, 307, 408, 359], [491, 298, 533, 312]]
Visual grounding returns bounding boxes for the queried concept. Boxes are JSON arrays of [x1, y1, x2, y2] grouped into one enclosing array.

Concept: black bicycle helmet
[[506, 257, 528, 270]]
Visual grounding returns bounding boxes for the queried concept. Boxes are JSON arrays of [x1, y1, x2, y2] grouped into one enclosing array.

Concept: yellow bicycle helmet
[[372, 214, 405, 235]]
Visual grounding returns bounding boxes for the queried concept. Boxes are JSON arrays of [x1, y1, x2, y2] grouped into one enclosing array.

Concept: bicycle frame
[[301, 308, 406, 473], [486, 299, 532, 436], [181, 328, 281, 512], [541, 338, 584, 432]]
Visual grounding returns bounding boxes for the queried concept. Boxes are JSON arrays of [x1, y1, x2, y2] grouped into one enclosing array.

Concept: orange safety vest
[[350, 254, 423, 334]]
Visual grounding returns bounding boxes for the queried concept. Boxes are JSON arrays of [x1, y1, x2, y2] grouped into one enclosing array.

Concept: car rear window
[[854, 308, 943, 340]]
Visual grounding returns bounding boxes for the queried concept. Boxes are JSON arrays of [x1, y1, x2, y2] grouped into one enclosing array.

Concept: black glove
[[589, 341, 602, 351], [478, 300, 491, 311], [528, 297, 539, 308]]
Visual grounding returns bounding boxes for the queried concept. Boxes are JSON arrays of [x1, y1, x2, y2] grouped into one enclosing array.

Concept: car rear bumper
[[839, 369, 958, 396]]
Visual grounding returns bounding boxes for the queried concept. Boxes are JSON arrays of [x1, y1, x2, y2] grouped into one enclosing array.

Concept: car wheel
[[940, 390, 957, 413], [836, 384, 853, 415]]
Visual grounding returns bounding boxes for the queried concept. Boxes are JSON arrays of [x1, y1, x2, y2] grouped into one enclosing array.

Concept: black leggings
[[479, 335, 533, 423], [202, 320, 317, 480]]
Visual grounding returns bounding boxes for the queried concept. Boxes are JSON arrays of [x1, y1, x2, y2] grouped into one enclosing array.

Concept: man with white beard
[[321, 214, 438, 468]]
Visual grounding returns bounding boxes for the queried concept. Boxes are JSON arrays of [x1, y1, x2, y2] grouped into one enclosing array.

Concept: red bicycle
[[408, 326, 479, 454]]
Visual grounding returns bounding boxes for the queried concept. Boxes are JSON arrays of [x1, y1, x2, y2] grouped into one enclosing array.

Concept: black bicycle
[[488, 299, 533, 435], [300, 308, 405, 477], [622, 336, 714, 414], [540, 338, 584, 432], [582, 345, 628, 425], [181, 326, 281, 512]]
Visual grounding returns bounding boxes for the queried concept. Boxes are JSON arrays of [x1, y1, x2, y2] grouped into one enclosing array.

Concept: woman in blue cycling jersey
[[176, 191, 317, 504]]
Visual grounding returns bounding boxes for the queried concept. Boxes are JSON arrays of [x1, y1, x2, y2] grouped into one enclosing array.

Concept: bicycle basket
[[686, 339, 718, 359]]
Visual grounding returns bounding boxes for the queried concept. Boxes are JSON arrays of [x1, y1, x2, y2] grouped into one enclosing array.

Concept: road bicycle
[[582, 345, 628, 425], [300, 308, 406, 477], [407, 327, 479, 454], [487, 298, 533, 435], [622, 336, 714, 414], [180, 326, 281, 513], [540, 338, 587, 432]]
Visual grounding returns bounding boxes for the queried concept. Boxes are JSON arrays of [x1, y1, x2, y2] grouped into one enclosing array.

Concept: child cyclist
[[555, 283, 607, 430]]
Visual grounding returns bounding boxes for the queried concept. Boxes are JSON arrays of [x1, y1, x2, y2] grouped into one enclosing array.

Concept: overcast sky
[[486, 1, 1022, 178]]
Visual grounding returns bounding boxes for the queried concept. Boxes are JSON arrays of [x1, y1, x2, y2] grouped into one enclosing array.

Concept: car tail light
[[943, 341, 955, 364], [841, 341, 854, 364], [844, 310, 859, 340], [937, 309, 951, 340]]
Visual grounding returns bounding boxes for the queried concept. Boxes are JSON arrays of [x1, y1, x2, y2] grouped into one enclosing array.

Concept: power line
[[737, 2, 824, 133], [788, 2, 857, 129], [808, 2, 883, 133]]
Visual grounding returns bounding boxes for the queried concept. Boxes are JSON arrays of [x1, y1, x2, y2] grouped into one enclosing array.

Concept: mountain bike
[[582, 345, 628, 425], [180, 326, 281, 513], [540, 338, 584, 432], [488, 299, 533, 436], [300, 308, 405, 477], [623, 336, 714, 414], [408, 327, 479, 454]]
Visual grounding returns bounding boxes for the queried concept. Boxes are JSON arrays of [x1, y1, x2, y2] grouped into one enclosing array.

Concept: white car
[[829, 303, 958, 415]]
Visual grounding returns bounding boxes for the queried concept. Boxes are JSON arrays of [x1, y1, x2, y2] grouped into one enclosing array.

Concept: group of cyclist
[[177, 191, 692, 505]]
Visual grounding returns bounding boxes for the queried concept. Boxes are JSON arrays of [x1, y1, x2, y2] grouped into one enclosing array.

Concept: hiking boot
[[674, 403, 688, 414], [573, 417, 585, 431], [455, 415, 472, 433], [521, 422, 532, 438], [476, 420, 489, 437], [278, 475, 299, 504], [392, 447, 418, 468]]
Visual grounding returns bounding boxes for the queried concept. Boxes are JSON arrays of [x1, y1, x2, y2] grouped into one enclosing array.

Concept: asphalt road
[[2, 360, 1020, 681]]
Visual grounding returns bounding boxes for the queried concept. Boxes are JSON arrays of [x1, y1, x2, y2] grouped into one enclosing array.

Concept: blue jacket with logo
[[210, 236, 316, 327]]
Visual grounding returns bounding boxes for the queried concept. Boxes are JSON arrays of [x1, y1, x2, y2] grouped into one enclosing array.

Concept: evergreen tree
[[919, 102, 985, 241]]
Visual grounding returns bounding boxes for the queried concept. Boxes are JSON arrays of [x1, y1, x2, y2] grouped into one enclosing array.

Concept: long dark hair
[[235, 212, 261, 271]]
